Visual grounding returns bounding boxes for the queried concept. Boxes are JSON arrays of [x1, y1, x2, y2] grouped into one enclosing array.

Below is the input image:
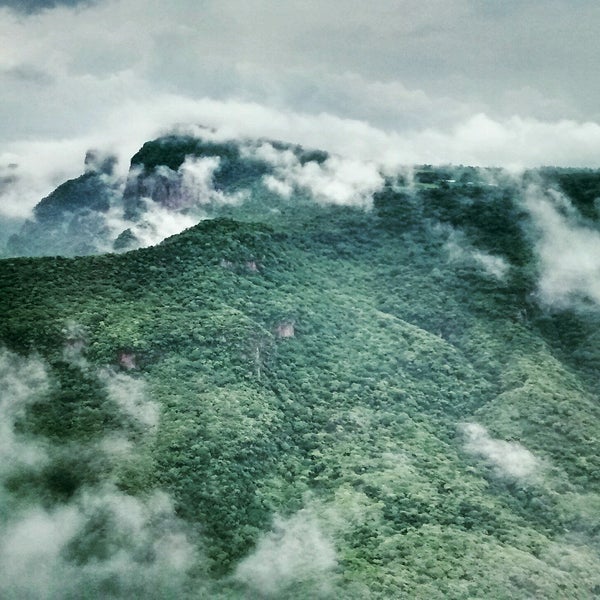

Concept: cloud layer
[[251, 142, 383, 208], [1, 0, 600, 220], [0, 348, 48, 471]]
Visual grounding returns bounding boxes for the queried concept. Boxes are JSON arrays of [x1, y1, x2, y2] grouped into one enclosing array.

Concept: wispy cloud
[[0, 347, 199, 598], [99, 369, 159, 429], [0, 348, 48, 472], [234, 507, 337, 596], [444, 228, 510, 280], [525, 185, 600, 309], [0, 486, 197, 599], [460, 422, 542, 481], [5, 99, 600, 224]]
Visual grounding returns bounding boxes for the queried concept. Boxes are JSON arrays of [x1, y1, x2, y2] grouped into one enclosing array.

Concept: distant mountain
[[1, 132, 600, 598], [5, 134, 331, 257]]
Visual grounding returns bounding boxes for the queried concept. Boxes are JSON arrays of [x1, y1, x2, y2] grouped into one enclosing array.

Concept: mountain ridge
[[0, 132, 599, 598]]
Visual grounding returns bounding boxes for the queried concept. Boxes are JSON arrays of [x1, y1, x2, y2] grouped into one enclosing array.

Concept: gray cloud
[[0, 0, 94, 14], [2, 64, 54, 85], [1, 0, 600, 221]]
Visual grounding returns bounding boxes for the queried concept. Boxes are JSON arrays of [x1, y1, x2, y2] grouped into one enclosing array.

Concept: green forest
[[1, 135, 599, 598]]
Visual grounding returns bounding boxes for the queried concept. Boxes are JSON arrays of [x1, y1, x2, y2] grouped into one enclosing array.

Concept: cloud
[[248, 142, 384, 208], [0, 347, 200, 598], [6, 95, 600, 225], [104, 198, 199, 251], [525, 185, 600, 309], [99, 369, 159, 429], [0, 0, 93, 13], [176, 155, 247, 209], [0, 348, 48, 472], [460, 422, 542, 481], [0, 486, 197, 599], [234, 507, 337, 596], [62, 321, 89, 366], [444, 229, 510, 280], [1, 0, 600, 221], [101, 154, 246, 251]]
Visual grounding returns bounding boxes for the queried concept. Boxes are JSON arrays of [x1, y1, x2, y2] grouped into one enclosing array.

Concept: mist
[[234, 508, 337, 597], [2, 0, 600, 224], [525, 185, 600, 309], [460, 422, 542, 481], [444, 228, 510, 281], [0, 487, 198, 600], [0, 347, 202, 598], [0, 349, 48, 472]]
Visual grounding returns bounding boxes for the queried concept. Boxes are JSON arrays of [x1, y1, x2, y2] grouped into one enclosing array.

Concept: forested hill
[[1, 134, 600, 598]]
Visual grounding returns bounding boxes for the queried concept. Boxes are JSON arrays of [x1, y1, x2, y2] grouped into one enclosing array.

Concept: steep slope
[[1, 168, 599, 598]]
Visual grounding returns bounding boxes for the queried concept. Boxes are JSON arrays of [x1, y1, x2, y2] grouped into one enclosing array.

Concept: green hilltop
[[0, 135, 599, 598]]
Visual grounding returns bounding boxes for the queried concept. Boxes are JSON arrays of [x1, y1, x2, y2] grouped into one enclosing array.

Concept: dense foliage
[[1, 141, 599, 598]]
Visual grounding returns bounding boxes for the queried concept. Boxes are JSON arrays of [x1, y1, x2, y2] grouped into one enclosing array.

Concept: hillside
[[1, 134, 600, 598]]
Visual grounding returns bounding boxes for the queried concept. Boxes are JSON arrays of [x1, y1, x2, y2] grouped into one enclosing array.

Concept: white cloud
[[6, 99, 600, 223], [0, 347, 198, 598], [0, 486, 197, 599], [99, 369, 159, 428], [234, 508, 337, 596], [525, 185, 600, 309], [179, 155, 246, 208], [2, 0, 600, 223], [61, 321, 88, 366], [247, 142, 384, 208], [461, 422, 541, 480], [98, 154, 246, 251], [445, 230, 510, 280], [105, 197, 200, 250]]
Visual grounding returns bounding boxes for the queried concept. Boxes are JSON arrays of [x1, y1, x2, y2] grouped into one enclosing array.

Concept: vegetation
[[1, 140, 599, 598]]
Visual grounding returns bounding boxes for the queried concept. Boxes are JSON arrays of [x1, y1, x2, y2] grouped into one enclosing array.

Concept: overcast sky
[[2, 0, 600, 216]]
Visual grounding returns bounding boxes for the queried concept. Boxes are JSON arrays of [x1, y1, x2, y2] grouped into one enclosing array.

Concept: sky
[[2, 0, 600, 216]]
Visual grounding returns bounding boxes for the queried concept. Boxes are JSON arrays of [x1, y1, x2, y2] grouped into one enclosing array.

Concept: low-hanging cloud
[[99, 154, 246, 252], [2, 0, 600, 227], [524, 185, 600, 309], [0, 486, 197, 599], [99, 369, 159, 429], [104, 198, 199, 251], [460, 422, 542, 481], [0, 347, 201, 598], [251, 142, 384, 209], [234, 507, 337, 596], [444, 229, 510, 280], [0, 348, 48, 472], [5, 98, 600, 223]]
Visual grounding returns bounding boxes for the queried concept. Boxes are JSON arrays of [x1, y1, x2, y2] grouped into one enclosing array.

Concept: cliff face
[[4, 135, 289, 257]]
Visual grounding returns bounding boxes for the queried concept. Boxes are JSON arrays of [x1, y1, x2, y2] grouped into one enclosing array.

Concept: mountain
[[0, 133, 599, 598], [4, 133, 331, 257]]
